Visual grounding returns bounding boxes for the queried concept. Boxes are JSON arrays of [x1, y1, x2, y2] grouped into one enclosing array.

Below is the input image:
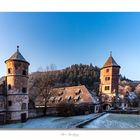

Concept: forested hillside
[[28, 64, 100, 102]]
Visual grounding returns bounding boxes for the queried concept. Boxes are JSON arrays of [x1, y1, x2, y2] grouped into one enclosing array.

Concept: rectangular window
[[8, 68, 11, 74], [8, 101, 12, 106], [105, 86, 110, 91], [8, 84, 11, 90], [106, 69, 109, 72], [21, 103, 26, 110], [22, 88, 27, 93], [105, 77, 110, 81], [22, 70, 27, 76]]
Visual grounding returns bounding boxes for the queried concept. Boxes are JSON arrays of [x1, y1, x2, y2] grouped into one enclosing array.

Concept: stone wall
[[28, 108, 45, 118], [0, 112, 6, 124]]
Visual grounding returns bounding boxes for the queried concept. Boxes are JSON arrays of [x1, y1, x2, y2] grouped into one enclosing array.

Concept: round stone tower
[[5, 46, 30, 123]]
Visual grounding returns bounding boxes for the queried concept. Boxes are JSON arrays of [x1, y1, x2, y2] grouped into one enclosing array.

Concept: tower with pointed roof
[[100, 53, 120, 96], [5, 46, 30, 122]]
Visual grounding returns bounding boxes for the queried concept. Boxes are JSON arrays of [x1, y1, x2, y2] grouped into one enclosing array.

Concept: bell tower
[[100, 52, 120, 96], [5, 46, 30, 122]]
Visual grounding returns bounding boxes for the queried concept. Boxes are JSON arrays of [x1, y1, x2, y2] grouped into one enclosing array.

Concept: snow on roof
[[35, 85, 100, 107]]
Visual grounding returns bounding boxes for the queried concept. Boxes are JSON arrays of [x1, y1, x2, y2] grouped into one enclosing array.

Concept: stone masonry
[[5, 46, 30, 123]]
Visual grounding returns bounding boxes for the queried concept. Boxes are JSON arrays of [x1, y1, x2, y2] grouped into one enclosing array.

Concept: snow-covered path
[[0, 113, 100, 129], [83, 113, 140, 129]]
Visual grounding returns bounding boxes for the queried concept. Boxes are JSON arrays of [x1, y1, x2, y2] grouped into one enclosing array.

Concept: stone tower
[[100, 53, 120, 96], [5, 46, 30, 123]]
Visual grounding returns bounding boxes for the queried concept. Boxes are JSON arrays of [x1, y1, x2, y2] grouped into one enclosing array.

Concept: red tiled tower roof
[[102, 53, 120, 69], [5, 46, 29, 65]]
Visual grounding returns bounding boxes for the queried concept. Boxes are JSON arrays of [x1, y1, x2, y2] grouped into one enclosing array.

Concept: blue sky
[[0, 12, 140, 80]]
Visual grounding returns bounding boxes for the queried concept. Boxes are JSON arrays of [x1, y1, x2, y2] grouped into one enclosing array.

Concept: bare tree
[[135, 84, 140, 94], [28, 66, 57, 115], [135, 84, 140, 108]]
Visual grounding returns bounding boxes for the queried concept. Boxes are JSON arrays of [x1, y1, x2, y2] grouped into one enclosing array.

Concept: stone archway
[[102, 104, 111, 111]]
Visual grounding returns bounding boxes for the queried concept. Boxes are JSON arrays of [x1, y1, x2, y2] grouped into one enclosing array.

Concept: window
[[21, 103, 26, 110], [75, 89, 81, 95], [57, 97, 62, 102], [0, 99, 4, 108], [49, 97, 55, 103], [8, 101, 12, 106], [74, 95, 81, 102], [105, 77, 110, 81], [22, 70, 27, 76], [106, 69, 109, 72], [67, 96, 72, 102], [52, 98, 55, 103], [58, 91, 63, 96], [8, 84, 11, 90], [105, 86, 110, 91], [8, 68, 11, 74], [22, 88, 27, 93]]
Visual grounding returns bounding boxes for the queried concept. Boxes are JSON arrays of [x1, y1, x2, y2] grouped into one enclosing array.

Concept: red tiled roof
[[102, 55, 120, 69]]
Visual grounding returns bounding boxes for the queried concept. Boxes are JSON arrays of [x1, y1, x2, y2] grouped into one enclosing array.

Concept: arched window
[[21, 103, 26, 110], [8, 84, 11, 90]]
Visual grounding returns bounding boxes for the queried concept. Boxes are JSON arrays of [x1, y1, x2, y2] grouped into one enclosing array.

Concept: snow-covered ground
[[0, 113, 98, 129], [84, 113, 140, 128]]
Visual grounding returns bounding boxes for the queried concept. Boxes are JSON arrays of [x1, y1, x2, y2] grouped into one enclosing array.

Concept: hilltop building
[[100, 53, 120, 110], [0, 46, 30, 124]]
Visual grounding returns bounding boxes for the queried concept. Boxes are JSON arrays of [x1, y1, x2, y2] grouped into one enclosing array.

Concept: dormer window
[[57, 97, 62, 102], [8, 68, 11, 74], [75, 89, 81, 95], [58, 91, 64, 96], [74, 95, 81, 102], [67, 96, 72, 102], [49, 97, 55, 103]]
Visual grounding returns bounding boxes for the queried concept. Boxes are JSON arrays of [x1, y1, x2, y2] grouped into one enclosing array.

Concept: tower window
[[105, 77, 110, 81], [22, 70, 27, 75], [8, 68, 11, 74], [21, 103, 26, 110], [105, 86, 110, 91], [8, 101, 12, 106], [106, 69, 109, 72], [22, 88, 27, 93], [8, 84, 11, 90]]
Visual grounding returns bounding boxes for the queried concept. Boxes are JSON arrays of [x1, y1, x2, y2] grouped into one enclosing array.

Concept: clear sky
[[0, 12, 140, 80]]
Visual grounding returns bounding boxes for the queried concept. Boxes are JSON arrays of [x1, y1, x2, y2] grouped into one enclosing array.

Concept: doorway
[[21, 113, 27, 123]]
